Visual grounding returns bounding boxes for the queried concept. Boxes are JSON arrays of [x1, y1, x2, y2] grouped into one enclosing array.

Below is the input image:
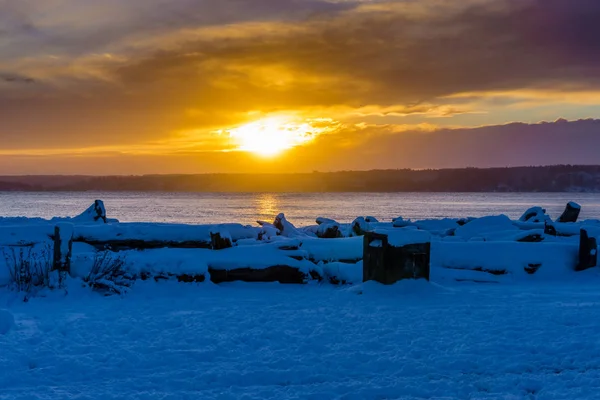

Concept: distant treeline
[[1, 165, 600, 192]]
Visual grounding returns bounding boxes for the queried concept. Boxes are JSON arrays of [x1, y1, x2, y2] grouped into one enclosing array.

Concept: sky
[[1, 0, 599, 174]]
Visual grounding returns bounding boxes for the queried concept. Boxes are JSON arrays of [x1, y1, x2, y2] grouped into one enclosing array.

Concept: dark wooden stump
[[557, 202, 581, 223], [363, 231, 430, 284], [576, 229, 598, 271], [210, 232, 232, 250]]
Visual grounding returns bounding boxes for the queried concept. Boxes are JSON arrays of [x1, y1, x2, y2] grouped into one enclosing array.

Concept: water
[[0, 192, 599, 226]]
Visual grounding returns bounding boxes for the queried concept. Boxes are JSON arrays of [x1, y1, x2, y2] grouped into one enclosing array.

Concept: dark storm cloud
[[0, 0, 357, 57], [111, 0, 600, 106]]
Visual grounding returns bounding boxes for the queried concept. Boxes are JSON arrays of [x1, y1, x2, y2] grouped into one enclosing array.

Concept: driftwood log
[[208, 266, 308, 284]]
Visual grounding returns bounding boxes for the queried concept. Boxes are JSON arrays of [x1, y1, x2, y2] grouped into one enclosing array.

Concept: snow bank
[[321, 261, 362, 284], [0, 225, 53, 246], [0, 309, 14, 335]]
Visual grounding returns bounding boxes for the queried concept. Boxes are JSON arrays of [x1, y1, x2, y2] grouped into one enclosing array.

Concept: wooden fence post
[[576, 228, 598, 272], [51, 223, 74, 289]]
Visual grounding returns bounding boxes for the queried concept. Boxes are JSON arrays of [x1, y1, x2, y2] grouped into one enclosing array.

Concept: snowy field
[[3, 273, 600, 400]]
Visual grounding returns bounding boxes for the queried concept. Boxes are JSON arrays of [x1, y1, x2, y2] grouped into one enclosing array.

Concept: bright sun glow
[[226, 116, 320, 156]]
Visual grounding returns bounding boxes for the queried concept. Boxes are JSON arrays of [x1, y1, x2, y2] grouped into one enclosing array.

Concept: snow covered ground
[[3, 273, 600, 400]]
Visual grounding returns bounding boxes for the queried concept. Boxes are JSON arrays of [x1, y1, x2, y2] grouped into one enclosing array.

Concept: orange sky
[[1, 0, 600, 174]]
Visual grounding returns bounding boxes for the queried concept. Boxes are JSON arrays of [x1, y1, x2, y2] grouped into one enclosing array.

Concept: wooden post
[[363, 230, 431, 284], [363, 232, 388, 283], [576, 228, 598, 272], [51, 223, 74, 289]]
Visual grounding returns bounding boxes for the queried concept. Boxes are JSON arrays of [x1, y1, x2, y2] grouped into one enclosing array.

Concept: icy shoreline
[[0, 200, 598, 293]]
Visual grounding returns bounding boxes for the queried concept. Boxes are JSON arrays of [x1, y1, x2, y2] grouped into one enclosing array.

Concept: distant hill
[[1, 165, 599, 192]]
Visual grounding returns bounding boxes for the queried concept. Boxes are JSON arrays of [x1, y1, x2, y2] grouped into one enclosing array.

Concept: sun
[[226, 116, 318, 156]]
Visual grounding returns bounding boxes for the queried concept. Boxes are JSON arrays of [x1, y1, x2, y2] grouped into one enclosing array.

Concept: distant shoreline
[[1, 165, 599, 193]]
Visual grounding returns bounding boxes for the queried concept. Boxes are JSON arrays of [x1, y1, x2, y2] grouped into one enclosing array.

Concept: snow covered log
[[363, 229, 431, 284], [453, 215, 517, 240], [544, 222, 585, 237], [352, 217, 369, 236], [519, 206, 551, 223], [72, 223, 261, 250], [73, 200, 108, 223], [76, 241, 320, 284], [316, 222, 342, 239], [432, 241, 579, 282], [208, 266, 308, 284], [299, 237, 363, 263], [273, 213, 308, 238], [557, 202, 581, 223], [316, 217, 337, 225]]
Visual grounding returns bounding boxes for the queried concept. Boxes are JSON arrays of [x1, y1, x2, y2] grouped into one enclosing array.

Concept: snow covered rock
[[0, 309, 15, 335], [557, 202, 581, 223], [365, 216, 379, 223]]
